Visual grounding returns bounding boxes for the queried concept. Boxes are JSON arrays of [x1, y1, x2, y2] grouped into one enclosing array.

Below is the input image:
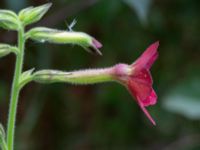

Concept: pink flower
[[34, 41, 159, 125], [113, 41, 159, 125]]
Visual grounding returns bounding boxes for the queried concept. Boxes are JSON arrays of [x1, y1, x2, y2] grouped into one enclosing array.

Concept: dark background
[[0, 0, 200, 149]]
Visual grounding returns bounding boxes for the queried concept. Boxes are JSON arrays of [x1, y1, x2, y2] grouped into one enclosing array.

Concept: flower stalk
[[6, 25, 25, 150]]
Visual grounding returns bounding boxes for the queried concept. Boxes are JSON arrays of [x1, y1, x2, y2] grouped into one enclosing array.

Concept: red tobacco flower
[[34, 41, 159, 125], [113, 41, 159, 125]]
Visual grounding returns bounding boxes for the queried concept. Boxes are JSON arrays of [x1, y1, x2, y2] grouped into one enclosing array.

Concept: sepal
[[19, 68, 35, 88], [33, 70, 69, 84]]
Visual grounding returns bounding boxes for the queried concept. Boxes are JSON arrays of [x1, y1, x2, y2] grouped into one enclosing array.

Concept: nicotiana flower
[[112, 41, 159, 125], [34, 41, 159, 125]]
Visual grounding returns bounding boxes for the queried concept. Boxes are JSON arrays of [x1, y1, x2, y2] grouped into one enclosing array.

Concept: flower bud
[[26, 27, 102, 55], [0, 9, 19, 30], [0, 43, 18, 58], [19, 3, 52, 26]]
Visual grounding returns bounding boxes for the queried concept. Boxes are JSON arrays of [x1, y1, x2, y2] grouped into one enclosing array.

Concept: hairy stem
[[7, 25, 25, 150]]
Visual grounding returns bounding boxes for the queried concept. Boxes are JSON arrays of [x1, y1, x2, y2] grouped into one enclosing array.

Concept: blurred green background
[[0, 0, 200, 149]]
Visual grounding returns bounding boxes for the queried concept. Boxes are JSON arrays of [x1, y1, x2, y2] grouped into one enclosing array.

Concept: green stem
[[7, 26, 25, 150]]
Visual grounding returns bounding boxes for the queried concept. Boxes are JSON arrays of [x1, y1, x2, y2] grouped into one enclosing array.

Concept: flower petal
[[128, 77, 157, 106], [138, 100, 156, 125], [127, 68, 157, 125], [92, 38, 102, 49], [132, 41, 159, 70], [128, 69, 153, 103], [142, 89, 157, 107]]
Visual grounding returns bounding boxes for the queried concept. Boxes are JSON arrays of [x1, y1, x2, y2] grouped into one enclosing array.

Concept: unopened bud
[[0, 9, 19, 30], [26, 27, 102, 55], [19, 3, 52, 26], [0, 43, 18, 58]]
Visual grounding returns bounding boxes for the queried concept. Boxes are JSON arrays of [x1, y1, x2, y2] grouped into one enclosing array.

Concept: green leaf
[[163, 78, 200, 120], [18, 3, 52, 26], [0, 9, 19, 30]]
